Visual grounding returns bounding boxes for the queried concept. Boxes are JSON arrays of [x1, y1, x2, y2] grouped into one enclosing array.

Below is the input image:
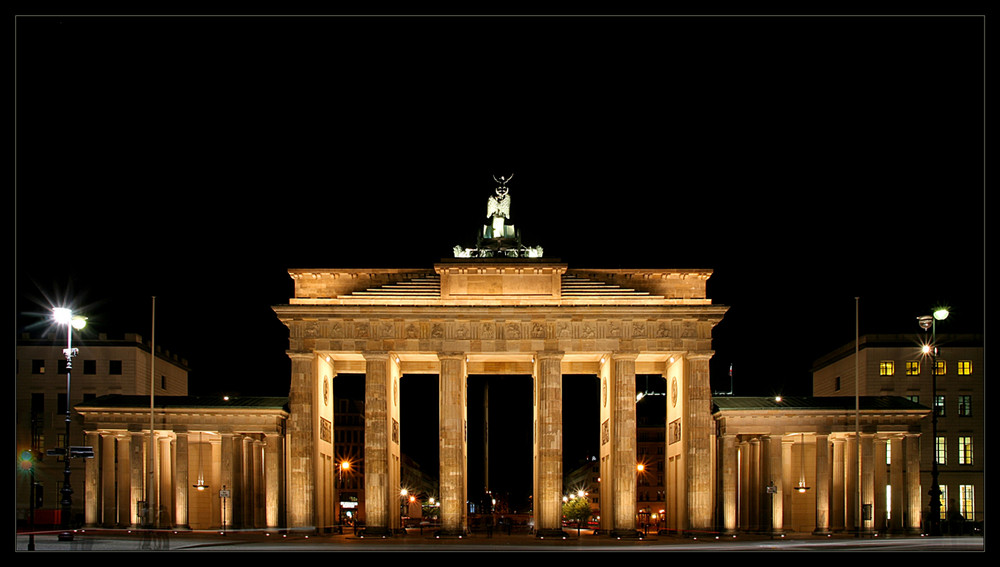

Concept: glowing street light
[[51, 307, 87, 541], [918, 306, 949, 536]]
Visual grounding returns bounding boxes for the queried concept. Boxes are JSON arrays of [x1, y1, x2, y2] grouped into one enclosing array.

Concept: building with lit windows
[[15, 332, 189, 527], [812, 334, 984, 531]]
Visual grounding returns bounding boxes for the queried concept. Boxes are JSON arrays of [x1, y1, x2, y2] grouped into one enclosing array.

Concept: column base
[[812, 527, 833, 536], [434, 529, 468, 538]]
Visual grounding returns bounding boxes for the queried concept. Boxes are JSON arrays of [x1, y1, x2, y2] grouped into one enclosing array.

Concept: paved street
[[15, 528, 985, 552]]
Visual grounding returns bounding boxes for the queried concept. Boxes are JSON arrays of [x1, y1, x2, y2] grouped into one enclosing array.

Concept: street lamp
[[918, 307, 949, 536], [52, 308, 86, 541]]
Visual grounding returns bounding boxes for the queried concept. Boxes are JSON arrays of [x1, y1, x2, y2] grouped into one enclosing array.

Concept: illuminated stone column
[[285, 352, 315, 529], [721, 433, 738, 533], [766, 435, 783, 535], [129, 430, 145, 528], [782, 437, 793, 529], [831, 437, 845, 531], [157, 434, 173, 527], [845, 435, 857, 531], [904, 434, 922, 533], [363, 351, 397, 536], [220, 433, 234, 529], [749, 437, 760, 531], [93, 432, 109, 527], [889, 436, 904, 533], [861, 434, 874, 534], [534, 351, 564, 537], [175, 431, 189, 529], [264, 432, 283, 530], [438, 352, 467, 536], [611, 351, 638, 537], [874, 436, 887, 534], [117, 433, 132, 528], [813, 434, 831, 535], [685, 353, 715, 531], [739, 438, 750, 531]]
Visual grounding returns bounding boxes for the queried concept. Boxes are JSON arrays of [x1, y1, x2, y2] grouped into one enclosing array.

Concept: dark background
[[15, 14, 984, 508]]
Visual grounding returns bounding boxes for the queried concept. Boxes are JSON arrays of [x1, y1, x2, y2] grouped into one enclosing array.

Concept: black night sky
[[15, 14, 984, 508]]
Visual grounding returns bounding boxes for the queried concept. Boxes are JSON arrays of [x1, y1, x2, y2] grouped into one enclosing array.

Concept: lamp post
[[918, 307, 949, 536], [52, 308, 86, 541]]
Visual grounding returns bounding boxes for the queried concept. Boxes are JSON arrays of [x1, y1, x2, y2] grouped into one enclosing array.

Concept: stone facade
[[274, 260, 728, 535]]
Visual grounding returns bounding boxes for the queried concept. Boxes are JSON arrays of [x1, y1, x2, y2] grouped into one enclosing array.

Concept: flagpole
[[149, 296, 156, 528]]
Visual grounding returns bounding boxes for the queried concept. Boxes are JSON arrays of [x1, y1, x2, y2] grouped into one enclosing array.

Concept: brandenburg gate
[[273, 178, 729, 536]]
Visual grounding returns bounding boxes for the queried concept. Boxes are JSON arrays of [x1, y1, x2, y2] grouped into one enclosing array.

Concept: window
[[939, 485, 949, 520], [958, 436, 973, 465], [935, 395, 946, 417], [32, 360, 46, 374], [886, 441, 892, 465], [935, 436, 947, 465], [958, 395, 972, 417], [906, 361, 920, 376], [835, 376, 841, 391], [83, 360, 97, 375], [934, 360, 947, 376], [57, 393, 67, 415], [957, 361, 972, 375], [160, 375, 166, 390], [879, 361, 895, 376], [959, 485, 975, 521], [906, 394, 920, 404], [109, 360, 123, 375]]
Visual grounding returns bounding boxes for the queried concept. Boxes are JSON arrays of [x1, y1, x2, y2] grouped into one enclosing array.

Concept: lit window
[[885, 485, 892, 521], [958, 436, 973, 465], [959, 485, 974, 521], [906, 394, 920, 404], [939, 485, 949, 520], [957, 361, 972, 375], [879, 361, 895, 376], [935, 395, 946, 417], [958, 395, 972, 417], [32, 360, 46, 374], [934, 360, 947, 375], [906, 361, 920, 376], [935, 436, 947, 465], [886, 441, 892, 465]]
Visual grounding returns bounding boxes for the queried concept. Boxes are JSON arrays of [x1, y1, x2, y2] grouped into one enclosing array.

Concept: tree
[[562, 496, 592, 535]]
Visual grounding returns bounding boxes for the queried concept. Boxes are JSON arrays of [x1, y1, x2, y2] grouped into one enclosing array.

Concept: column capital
[[362, 350, 391, 361], [535, 350, 565, 361], [685, 350, 716, 361], [437, 352, 467, 362], [611, 351, 639, 361], [286, 350, 315, 361]]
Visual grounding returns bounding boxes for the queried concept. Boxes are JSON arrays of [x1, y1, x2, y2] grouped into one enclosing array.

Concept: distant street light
[[51, 308, 87, 542], [918, 307, 949, 536]]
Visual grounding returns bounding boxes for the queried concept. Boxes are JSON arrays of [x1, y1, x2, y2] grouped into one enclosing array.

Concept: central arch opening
[[467, 375, 533, 532]]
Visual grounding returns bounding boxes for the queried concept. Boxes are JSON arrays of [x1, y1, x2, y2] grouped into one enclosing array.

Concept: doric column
[[252, 437, 264, 529], [782, 437, 793, 529], [611, 351, 638, 537], [874, 435, 887, 534], [766, 435, 784, 535], [264, 432, 283, 530], [889, 436, 904, 533], [739, 438, 750, 531], [685, 353, 715, 531], [860, 433, 875, 534], [845, 435, 857, 532], [117, 433, 132, 528], [438, 352, 468, 536], [831, 436, 845, 531], [129, 430, 145, 528], [100, 432, 115, 526], [721, 433, 738, 533], [534, 350, 565, 537], [175, 431, 189, 529], [904, 434, 922, 533], [285, 352, 315, 530], [156, 433, 173, 527], [749, 437, 760, 531], [363, 351, 398, 536], [813, 434, 831, 534], [220, 433, 235, 529]]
